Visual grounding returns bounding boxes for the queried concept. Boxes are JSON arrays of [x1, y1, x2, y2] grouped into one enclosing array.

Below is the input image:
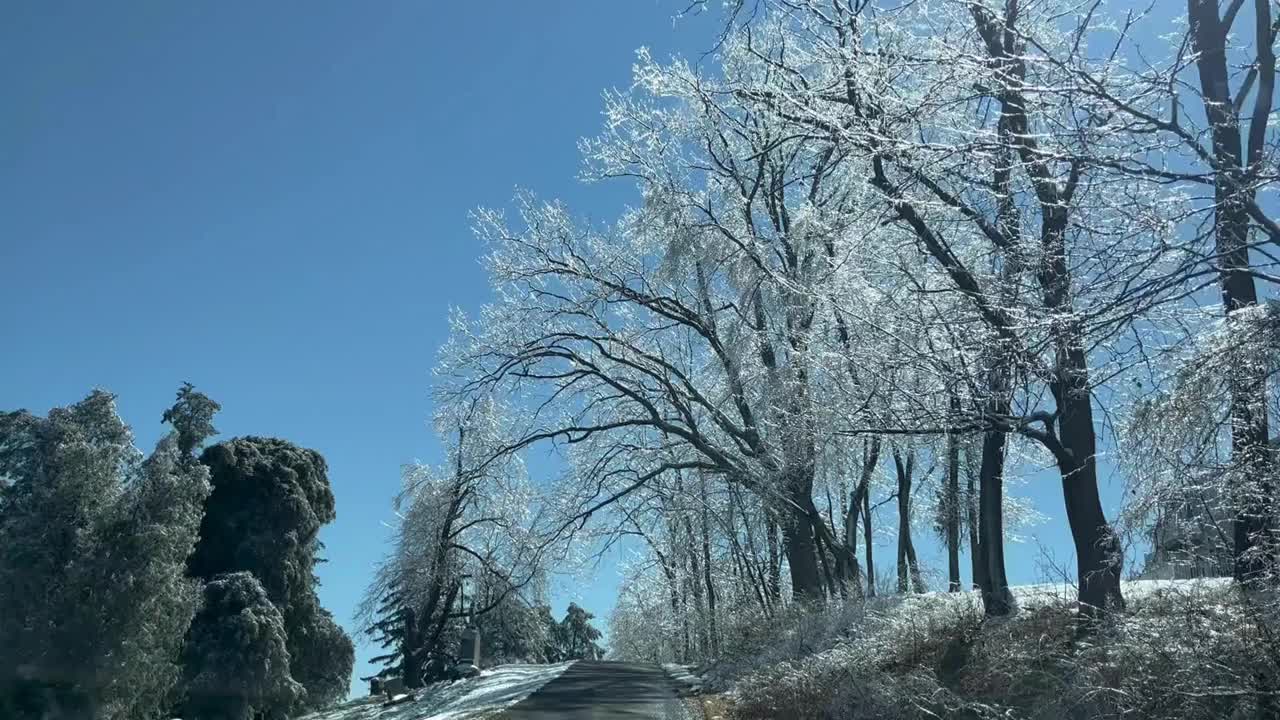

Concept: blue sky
[[1, 0, 725, 694], [3, 0, 1171, 698]]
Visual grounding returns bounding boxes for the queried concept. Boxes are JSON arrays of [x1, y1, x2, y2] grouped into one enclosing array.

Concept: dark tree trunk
[[1189, 0, 1276, 584], [848, 437, 879, 597], [781, 494, 824, 600], [1042, 207, 1124, 614], [825, 488, 851, 599], [906, 539, 925, 593], [971, 1, 1126, 614], [407, 578, 445, 688], [946, 396, 963, 592], [1051, 365, 1125, 612], [732, 499, 772, 614], [426, 584, 459, 661], [669, 516, 691, 662], [892, 450, 925, 594], [681, 576, 691, 662], [895, 451, 909, 593], [699, 475, 719, 655], [815, 531, 839, 599], [862, 488, 875, 597], [977, 402, 1014, 616], [966, 441, 983, 591]]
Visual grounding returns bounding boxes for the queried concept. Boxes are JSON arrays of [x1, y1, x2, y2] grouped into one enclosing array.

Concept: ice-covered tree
[[179, 572, 303, 720], [188, 436, 353, 713], [357, 398, 545, 685], [0, 390, 211, 720], [558, 603, 604, 661]]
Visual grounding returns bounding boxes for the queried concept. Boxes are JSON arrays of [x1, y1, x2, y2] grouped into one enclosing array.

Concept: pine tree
[[364, 579, 411, 683]]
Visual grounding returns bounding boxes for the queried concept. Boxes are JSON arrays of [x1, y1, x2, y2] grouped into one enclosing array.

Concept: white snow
[[877, 576, 1233, 616], [299, 662, 575, 720], [1009, 577, 1232, 604]]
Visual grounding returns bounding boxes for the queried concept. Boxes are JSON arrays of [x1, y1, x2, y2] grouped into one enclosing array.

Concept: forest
[[377, 0, 1280, 716]]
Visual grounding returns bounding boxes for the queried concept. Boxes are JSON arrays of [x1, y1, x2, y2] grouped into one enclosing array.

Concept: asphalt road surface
[[498, 661, 690, 720]]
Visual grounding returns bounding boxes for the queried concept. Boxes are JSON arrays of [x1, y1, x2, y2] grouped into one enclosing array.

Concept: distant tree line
[[0, 385, 354, 720]]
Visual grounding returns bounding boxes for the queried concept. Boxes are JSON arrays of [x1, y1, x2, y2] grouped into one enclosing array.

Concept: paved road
[[499, 661, 690, 720]]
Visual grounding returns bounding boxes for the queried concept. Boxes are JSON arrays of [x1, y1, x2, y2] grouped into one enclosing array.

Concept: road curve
[[498, 661, 689, 719]]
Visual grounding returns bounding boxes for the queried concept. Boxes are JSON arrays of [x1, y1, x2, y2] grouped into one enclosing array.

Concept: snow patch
[[661, 663, 705, 697], [300, 662, 575, 720], [882, 577, 1232, 614]]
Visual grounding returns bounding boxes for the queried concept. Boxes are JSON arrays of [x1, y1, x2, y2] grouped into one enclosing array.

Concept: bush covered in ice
[[722, 580, 1279, 720]]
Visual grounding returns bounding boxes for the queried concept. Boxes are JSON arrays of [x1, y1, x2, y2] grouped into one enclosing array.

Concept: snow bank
[[300, 662, 575, 720], [880, 576, 1232, 615], [726, 577, 1260, 720]]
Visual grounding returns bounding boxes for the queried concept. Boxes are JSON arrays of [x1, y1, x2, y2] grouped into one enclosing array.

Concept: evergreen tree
[[188, 436, 354, 713], [0, 390, 211, 720], [364, 577, 411, 682], [558, 604, 604, 661], [179, 572, 303, 720]]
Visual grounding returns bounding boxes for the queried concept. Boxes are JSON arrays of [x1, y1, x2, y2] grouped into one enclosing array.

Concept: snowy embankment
[[721, 577, 1265, 720], [661, 663, 705, 697], [300, 662, 574, 720]]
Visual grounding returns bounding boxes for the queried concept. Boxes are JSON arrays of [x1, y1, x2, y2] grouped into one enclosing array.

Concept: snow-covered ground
[[299, 662, 575, 720], [882, 576, 1233, 614]]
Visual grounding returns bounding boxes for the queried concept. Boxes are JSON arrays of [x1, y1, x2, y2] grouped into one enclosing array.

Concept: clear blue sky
[[0, 0, 726, 694], [3, 0, 1153, 697]]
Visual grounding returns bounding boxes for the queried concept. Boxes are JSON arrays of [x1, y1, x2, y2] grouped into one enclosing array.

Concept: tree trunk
[[815, 531, 839, 599], [1052, 365, 1125, 613], [680, 576, 691, 662], [905, 530, 926, 593], [426, 584, 459, 660], [862, 488, 875, 597], [731, 485, 772, 613], [892, 449, 923, 594], [660, 552, 682, 659], [1043, 206, 1124, 614], [781, 496, 824, 601], [946, 395, 963, 592], [967, 450, 983, 592], [977, 402, 1015, 616], [897, 516, 909, 592], [848, 437, 879, 596], [699, 475, 719, 656], [971, 0, 1127, 614], [684, 515, 706, 658], [825, 488, 849, 599], [1189, 0, 1276, 584], [765, 508, 782, 604]]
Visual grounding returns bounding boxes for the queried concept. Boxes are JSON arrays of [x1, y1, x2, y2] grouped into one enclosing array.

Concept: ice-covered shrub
[[723, 581, 1280, 720]]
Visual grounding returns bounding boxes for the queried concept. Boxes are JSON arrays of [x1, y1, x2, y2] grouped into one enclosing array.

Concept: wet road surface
[[498, 661, 688, 719]]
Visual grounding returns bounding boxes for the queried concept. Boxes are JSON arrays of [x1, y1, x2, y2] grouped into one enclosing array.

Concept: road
[[497, 661, 691, 720]]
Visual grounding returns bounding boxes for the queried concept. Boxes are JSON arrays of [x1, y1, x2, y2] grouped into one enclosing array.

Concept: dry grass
[[689, 693, 734, 720]]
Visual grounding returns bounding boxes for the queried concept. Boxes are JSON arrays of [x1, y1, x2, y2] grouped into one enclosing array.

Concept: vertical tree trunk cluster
[[892, 450, 926, 594], [971, 4, 1125, 612], [1188, 0, 1277, 584]]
